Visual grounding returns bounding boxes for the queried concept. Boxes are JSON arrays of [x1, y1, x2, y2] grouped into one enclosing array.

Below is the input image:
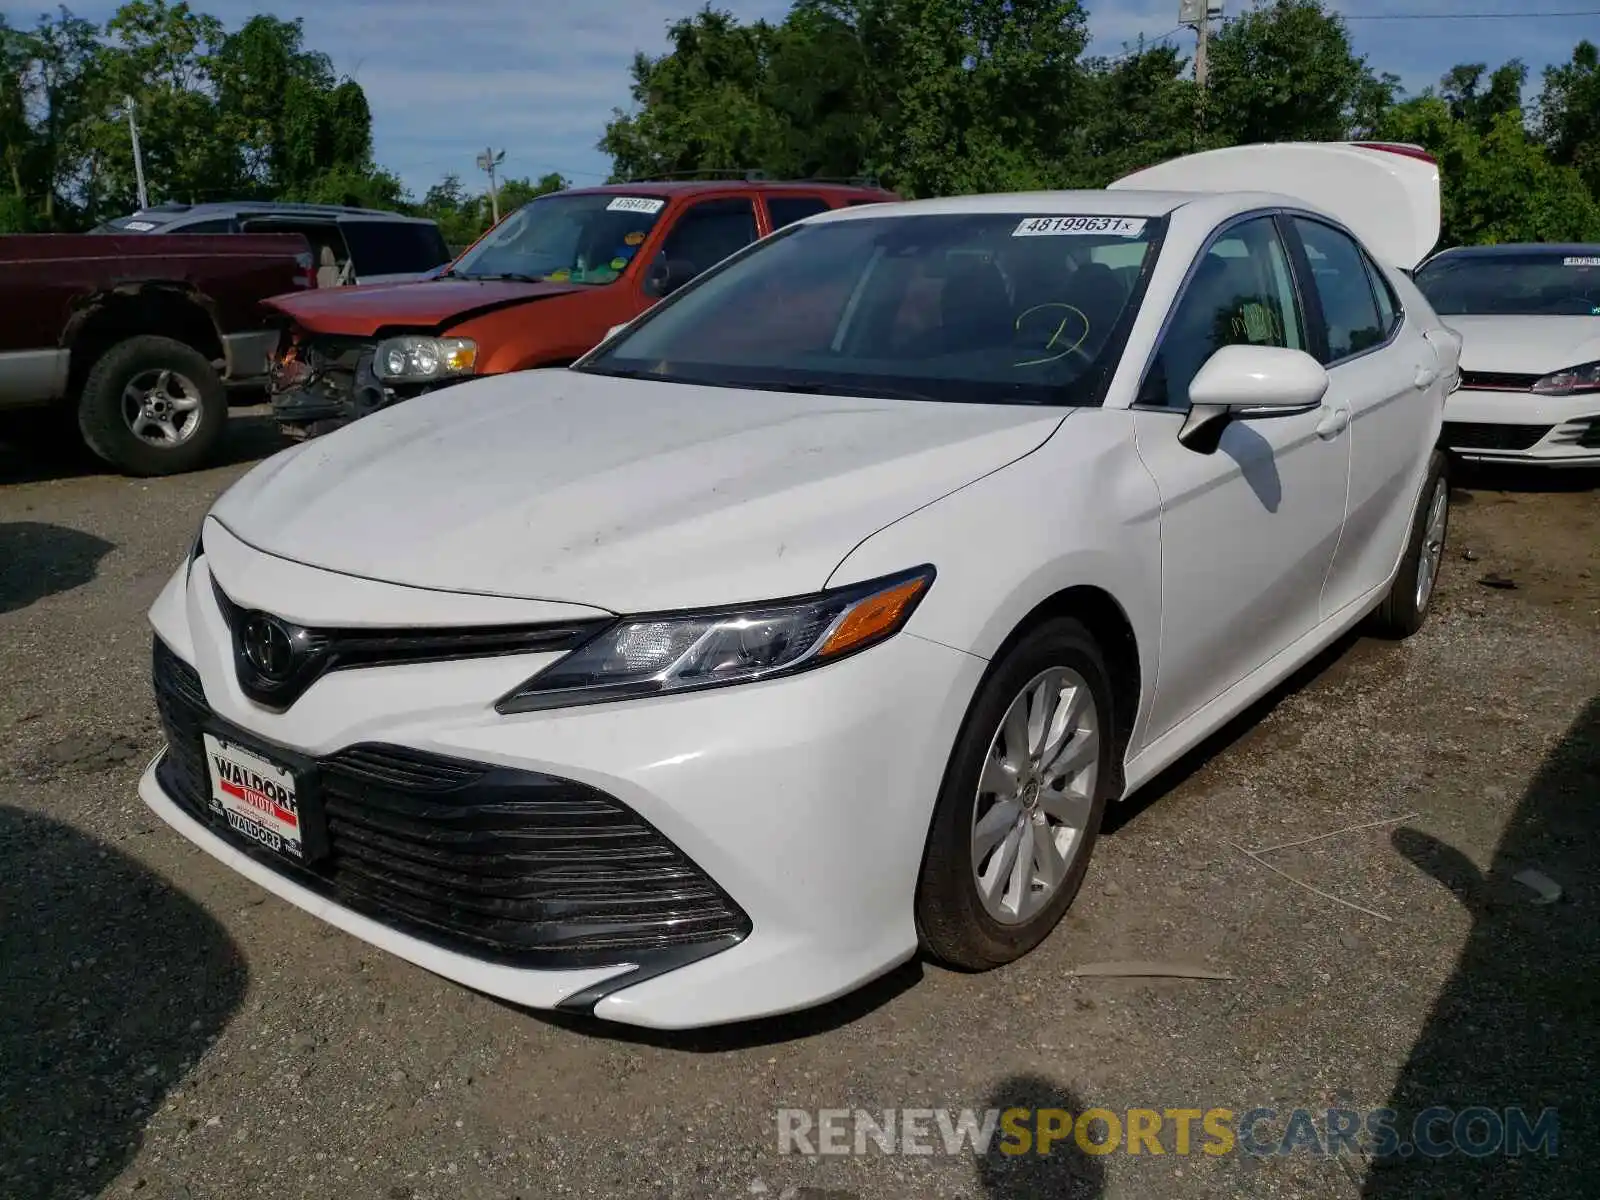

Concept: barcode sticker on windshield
[[124, 220, 157, 231], [1563, 255, 1600, 267], [1013, 216, 1147, 238], [607, 197, 666, 214]]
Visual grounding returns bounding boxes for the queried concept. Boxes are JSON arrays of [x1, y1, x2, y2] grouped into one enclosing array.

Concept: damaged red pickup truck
[[0, 232, 312, 474], [262, 179, 896, 438]]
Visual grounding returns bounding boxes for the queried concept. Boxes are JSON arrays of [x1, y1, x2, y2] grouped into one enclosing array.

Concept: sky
[[6, 0, 1598, 196]]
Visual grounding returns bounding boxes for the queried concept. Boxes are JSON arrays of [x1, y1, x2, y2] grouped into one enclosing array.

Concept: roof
[[120, 200, 436, 224], [1425, 243, 1600, 259], [809, 189, 1203, 223], [563, 179, 897, 198]]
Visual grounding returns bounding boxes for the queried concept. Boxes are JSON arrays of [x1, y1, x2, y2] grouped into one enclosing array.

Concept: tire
[[1369, 449, 1450, 639], [76, 335, 227, 477], [916, 617, 1115, 970]]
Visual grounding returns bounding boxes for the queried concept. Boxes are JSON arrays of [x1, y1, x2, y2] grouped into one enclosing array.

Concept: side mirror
[[1179, 344, 1330, 453]]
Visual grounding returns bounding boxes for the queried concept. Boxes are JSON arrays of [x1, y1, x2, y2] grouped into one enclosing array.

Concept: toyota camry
[[142, 141, 1460, 1029]]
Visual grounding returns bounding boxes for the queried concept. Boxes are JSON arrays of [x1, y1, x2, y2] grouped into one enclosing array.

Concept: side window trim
[[1130, 207, 1310, 413], [1281, 211, 1403, 368], [1364, 249, 1405, 334]]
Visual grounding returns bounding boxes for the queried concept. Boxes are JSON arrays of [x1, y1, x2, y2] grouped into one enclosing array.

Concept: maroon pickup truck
[[0, 233, 314, 475]]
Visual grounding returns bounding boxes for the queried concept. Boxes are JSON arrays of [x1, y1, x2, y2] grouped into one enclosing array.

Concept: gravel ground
[[2, 413, 1596, 1200]]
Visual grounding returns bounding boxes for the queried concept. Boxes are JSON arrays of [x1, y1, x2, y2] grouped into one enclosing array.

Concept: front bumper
[[1442, 387, 1600, 466], [142, 551, 985, 1029], [268, 334, 462, 436]]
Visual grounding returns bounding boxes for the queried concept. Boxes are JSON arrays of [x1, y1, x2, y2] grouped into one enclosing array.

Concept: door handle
[[1414, 365, 1439, 389], [1315, 406, 1350, 439]]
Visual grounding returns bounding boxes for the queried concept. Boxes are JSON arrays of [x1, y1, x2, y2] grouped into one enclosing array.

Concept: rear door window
[[766, 196, 831, 230], [1291, 217, 1386, 363], [340, 220, 453, 276]]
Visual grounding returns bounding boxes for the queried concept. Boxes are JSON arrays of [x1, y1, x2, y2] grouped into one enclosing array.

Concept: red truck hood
[[262, 276, 584, 335]]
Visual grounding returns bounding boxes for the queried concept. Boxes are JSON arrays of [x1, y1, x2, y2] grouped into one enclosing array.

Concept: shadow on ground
[[1105, 629, 1367, 835], [1453, 462, 1600, 494], [0, 805, 248, 1200], [1363, 696, 1599, 1197], [0, 407, 288, 486], [976, 1075, 1104, 1199], [0, 522, 116, 615]]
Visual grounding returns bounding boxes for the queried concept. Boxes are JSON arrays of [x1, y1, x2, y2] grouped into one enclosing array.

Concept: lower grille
[[151, 638, 749, 967], [1442, 421, 1549, 452], [1557, 417, 1600, 449]]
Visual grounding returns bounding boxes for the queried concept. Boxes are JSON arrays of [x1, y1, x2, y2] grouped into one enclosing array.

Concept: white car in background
[[142, 142, 1459, 1030], [1414, 243, 1600, 467]]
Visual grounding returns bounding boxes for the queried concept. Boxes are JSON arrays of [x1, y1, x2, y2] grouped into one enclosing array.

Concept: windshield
[[1415, 251, 1600, 316], [448, 192, 668, 284], [91, 215, 178, 233], [578, 211, 1162, 405], [342, 220, 451, 275]]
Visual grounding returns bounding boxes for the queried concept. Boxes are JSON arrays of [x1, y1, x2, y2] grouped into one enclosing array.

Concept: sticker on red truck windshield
[[607, 197, 666, 214], [1013, 216, 1147, 238]]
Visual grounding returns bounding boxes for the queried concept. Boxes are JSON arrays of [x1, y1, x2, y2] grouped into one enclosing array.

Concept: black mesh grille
[[1442, 422, 1550, 452], [151, 638, 749, 967]]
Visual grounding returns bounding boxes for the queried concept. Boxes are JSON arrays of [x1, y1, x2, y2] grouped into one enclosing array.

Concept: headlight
[[1532, 360, 1600, 396], [495, 566, 934, 714], [372, 335, 477, 382]]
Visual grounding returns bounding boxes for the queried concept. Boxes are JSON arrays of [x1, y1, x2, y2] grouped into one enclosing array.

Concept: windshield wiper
[[445, 271, 547, 283], [724, 379, 944, 403]]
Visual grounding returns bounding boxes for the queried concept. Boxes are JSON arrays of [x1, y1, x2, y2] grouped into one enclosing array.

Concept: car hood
[[1444, 315, 1600, 375], [211, 370, 1067, 613], [262, 277, 583, 336]]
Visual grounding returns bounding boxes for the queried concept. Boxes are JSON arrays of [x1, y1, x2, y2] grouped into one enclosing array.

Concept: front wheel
[[1370, 449, 1450, 639], [77, 335, 227, 476], [916, 618, 1115, 970]]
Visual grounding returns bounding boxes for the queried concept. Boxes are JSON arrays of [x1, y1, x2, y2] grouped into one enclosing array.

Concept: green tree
[[1379, 91, 1600, 245], [601, 8, 789, 183], [1538, 40, 1600, 201], [1439, 60, 1527, 135], [1072, 41, 1199, 187], [1203, 0, 1389, 144]]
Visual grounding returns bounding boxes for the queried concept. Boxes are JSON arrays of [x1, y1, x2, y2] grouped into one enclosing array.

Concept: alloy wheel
[[970, 666, 1101, 925], [122, 368, 203, 447], [1414, 477, 1449, 613]]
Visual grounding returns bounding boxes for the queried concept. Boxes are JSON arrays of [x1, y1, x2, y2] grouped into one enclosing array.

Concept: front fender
[[825, 409, 1164, 750]]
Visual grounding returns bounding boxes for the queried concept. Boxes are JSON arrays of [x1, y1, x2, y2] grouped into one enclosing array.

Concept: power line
[[1341, 8, 1600, 18], [1106, 27, 1185, 63]]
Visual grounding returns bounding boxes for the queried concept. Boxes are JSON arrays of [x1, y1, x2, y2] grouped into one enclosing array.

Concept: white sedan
[[1413, 243, 1600, 467], [142, 142, 1459, 1029]]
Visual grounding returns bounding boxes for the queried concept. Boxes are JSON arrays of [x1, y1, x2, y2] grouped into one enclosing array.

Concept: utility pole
[[476, 148, 505, 225], [1179, 1, 1221, 138], [1179, 0, 1222, 90], [125, 94, 149, 210]]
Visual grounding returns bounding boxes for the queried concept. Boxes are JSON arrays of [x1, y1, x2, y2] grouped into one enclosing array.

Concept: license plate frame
[[201, 729, 328, 865]]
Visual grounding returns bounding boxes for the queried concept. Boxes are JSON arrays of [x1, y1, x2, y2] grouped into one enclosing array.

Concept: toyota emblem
[[241, 614, 296, 680]]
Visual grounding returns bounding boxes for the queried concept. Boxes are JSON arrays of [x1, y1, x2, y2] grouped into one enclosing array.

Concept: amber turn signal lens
[[818, 576, 929, 658]]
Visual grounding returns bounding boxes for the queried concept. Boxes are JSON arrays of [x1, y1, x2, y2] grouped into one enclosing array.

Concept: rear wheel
[[916, 618, 1114, 970], [1370, 449, 1450, 639], [77, 335, 227, 476]]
